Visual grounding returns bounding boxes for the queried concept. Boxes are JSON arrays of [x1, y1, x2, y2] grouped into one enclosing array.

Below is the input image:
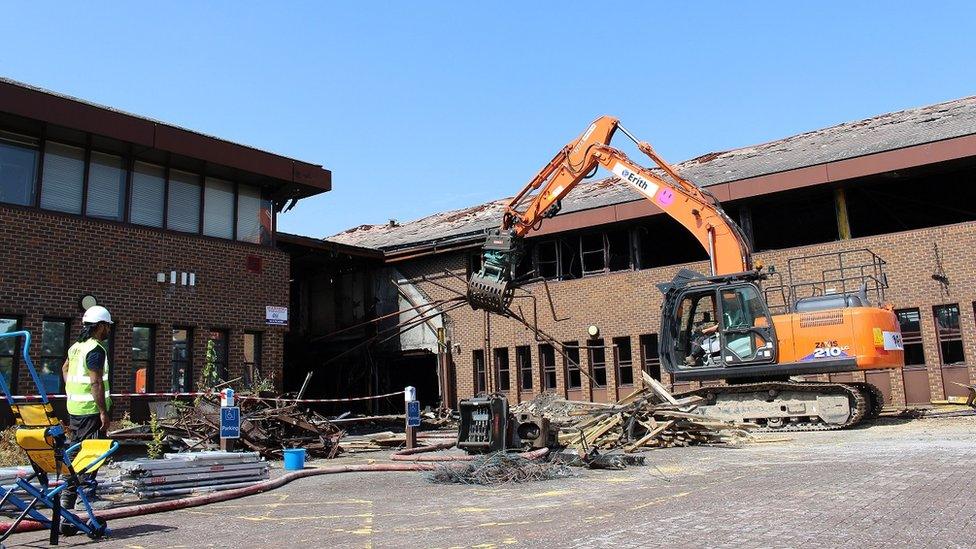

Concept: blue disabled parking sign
[[220, 406, 241, 439], [407, 400, 421, 427]]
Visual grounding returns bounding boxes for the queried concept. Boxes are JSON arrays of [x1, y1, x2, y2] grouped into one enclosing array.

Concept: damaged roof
[[330, 95, 976, 251]]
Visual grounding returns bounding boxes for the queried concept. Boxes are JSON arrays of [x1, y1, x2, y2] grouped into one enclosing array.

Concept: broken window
[[494, 347, 510, 392], [580, 233, 606, 275], [934, 304, 964, 365], [563, 341, 581, 389], [539, 343, 557, 391], [606, 228, 633, 272], [896, 308, 925, 367], [560, 237, 583, 279], [516, 345, 532, 391], [534, 240, 560, 280], [639, 333, 661, 381], [635, 217, 708, 270], [749, 188, 838, 251], [588, 339, 607, 388], [614, 336, 633, 386], [473, 350, 486, 393]]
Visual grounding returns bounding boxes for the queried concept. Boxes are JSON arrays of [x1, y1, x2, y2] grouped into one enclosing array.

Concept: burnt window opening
[[466, 251, 483, 278], [639, 333, 661, 381], [534, 240, 560, 280], [933, 304, 964, 366], [563, 341, 582, 389], [473, 350, 486, 393], [494, 347, 510, 392], [560, 237, 583, 279], [846, 163, 976, 238], [749, 188, 838, 251], [636, 216, 708, 269], [607, 228, 633, 272], [539, 343, 557, 391], [516, 345, 532, 391], [614, 336, 634, 386], [896, 308, 925, 367], [580, 233, 606, 275], [588, 339, 607, 388]]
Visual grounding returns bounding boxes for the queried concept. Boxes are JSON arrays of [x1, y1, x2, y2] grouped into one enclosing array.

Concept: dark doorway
[[387, 352, 440, 408]]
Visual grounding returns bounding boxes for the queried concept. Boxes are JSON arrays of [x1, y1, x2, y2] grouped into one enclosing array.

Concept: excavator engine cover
[[468, 232, 520, 314]]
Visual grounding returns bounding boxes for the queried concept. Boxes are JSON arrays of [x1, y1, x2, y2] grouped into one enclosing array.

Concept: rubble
[[426, 451, 576, 485], [517, 374, 754, 452], [159, 397, 344, 460]]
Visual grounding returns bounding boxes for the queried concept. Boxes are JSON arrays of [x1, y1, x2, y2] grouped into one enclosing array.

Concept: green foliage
[[147, 412, 165, 460], [200, 338, 220, 390]]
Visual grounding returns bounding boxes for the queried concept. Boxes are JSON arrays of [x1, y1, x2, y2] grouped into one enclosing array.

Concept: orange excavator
[[468, 116, 905, 430]]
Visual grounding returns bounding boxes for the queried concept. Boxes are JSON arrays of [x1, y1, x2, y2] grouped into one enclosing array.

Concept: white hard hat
[[82, 305, 114, 325]]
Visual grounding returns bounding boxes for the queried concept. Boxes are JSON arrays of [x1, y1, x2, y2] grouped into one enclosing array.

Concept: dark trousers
[[60, 413, 103, 506]]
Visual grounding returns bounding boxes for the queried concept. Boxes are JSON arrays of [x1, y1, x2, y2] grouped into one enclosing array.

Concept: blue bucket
[[283, 448, 306, 471]]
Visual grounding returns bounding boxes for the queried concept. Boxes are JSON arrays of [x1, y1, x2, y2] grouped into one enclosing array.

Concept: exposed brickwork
[[401, 220, 976, 408], [0, 205, 289, 417]]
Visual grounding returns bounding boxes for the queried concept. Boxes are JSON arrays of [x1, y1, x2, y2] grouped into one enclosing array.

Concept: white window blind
[[203, 177, 235, 238], [0, 133, 38, 206], [237, 184, 262, 243], [40, 142, 85, 214], [167, 170, 200, 233], [130, 162, 165, 227], [86, 152, 126, 220]]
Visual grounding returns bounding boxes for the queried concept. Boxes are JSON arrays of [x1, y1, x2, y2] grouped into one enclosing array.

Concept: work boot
[[76, 493, 112, 511]]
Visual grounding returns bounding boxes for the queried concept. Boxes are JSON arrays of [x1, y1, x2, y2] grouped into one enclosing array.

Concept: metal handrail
[[0, 331, 48, 405]]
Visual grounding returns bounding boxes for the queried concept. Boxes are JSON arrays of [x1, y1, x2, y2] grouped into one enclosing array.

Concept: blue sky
[[2, 2, 974, 238]]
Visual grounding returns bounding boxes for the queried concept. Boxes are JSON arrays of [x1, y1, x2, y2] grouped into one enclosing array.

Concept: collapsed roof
[[330, 95, 976, 251]]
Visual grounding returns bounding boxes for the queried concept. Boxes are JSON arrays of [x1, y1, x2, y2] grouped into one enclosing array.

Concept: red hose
[[0, 444, 549, 534]]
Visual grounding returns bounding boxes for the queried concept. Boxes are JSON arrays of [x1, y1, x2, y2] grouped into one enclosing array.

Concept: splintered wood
[[540, 374, 754, 452]]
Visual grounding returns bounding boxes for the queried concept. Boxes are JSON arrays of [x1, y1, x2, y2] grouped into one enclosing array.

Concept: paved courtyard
[[6, 414, 976, 548]]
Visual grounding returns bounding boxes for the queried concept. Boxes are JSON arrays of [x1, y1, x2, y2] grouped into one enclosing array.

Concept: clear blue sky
[[2, 2, 974, 238]]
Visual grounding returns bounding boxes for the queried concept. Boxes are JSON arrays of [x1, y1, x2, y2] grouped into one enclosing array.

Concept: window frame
[[0, 131, 39, 207], [639, 333, 662, 381], [473, 349, 486, 394], [171, 327, 194, 393], [39, 318, 70, 394], [243, 331, 263, 386], [132, 324, 155, 393], [516, 345, 532, 391], [208, 329, 230, 382], [895, 308, 925, 368], [539, 343, 557, 391], [493, 347, 510, 392], [613, 336, 634, 387], [0, 316, 22, 394], [587, 338, 607, 388], [933, 304, 964, 366], [563, 341, 582, 390]]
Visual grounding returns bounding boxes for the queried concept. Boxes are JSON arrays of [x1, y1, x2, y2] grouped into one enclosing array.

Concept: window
[[614, 336, 634, 386], [539, 344, 557, 391], [0, 318, 20, 392], [606, 228, 632, 272], [580, 234, 606, 275], [130, 162, 166, 227], [172, 328, 193, 392], [86, 151, 126, 220], [494, 348, 510, 391], [132, 325, 154, 393], [243, 332, 262, 385], [167, 170, 201, 233], [39, 319, 69, 394], [516, 345, 532, 391], [208, 330, 229, 381], [203, 178, 235, 238], [0, 131, 38, 206], [933, 304, 964, 365], [535, 240, 560, 279], [896, 308, 925, 367], [587, 339, 607, 387], [563, 341, 581, 389], [40, 141, 85, 214], [639, 334, 661, 381], [237, 184, 269, 244], [473, 350, 486, 393]]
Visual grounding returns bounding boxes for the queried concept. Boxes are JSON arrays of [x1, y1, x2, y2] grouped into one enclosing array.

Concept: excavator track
[[680, 381, 871, 432], [851, 382, 885, 419]]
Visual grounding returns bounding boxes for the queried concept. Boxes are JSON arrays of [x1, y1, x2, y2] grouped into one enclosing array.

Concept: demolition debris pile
[[427, 451, 576, 485], [517, 376, 754, 452], [158, 397, 344, 459]]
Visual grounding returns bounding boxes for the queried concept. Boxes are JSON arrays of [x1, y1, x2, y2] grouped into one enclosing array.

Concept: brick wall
[[400, 220, 976, 408], [0, 205, 289, 417]]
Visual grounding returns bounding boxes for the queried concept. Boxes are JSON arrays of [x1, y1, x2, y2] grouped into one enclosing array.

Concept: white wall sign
[[266, 306, 288, 326]]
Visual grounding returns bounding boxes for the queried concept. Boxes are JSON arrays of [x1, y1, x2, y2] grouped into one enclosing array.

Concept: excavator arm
[[469, 116, 752, 312]]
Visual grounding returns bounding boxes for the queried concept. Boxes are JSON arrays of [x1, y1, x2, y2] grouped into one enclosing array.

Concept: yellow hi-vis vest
[[65, 338, 111, 416]]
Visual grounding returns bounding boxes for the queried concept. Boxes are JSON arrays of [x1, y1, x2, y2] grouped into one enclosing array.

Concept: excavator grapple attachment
[[467, 232, 520, 314]]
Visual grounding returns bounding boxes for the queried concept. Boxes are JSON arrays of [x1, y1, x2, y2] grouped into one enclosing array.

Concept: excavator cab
[[660, 269, 778, 374]]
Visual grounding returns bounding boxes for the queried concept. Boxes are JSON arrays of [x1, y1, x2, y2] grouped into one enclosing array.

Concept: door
[[717, 285, 777, 366]]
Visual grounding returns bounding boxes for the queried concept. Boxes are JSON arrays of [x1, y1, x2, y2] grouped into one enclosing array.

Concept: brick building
[[329, 95, 976, 409], [0, 78, 330, 418]]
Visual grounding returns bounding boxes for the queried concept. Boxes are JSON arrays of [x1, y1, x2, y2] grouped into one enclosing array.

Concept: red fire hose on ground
[[0, 443, 549, 535]]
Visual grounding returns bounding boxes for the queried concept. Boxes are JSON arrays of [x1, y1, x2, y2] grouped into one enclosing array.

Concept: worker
[[60, 305, 113, 510], [686, 311, 719, 366]]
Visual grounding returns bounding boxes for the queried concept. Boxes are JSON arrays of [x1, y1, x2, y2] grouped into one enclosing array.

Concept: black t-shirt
[[85, 345, 106, 372]]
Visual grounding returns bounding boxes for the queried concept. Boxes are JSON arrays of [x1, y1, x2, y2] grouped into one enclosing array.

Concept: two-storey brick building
[[0, 78, 330, 418], [330, 95, 976, 409]]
